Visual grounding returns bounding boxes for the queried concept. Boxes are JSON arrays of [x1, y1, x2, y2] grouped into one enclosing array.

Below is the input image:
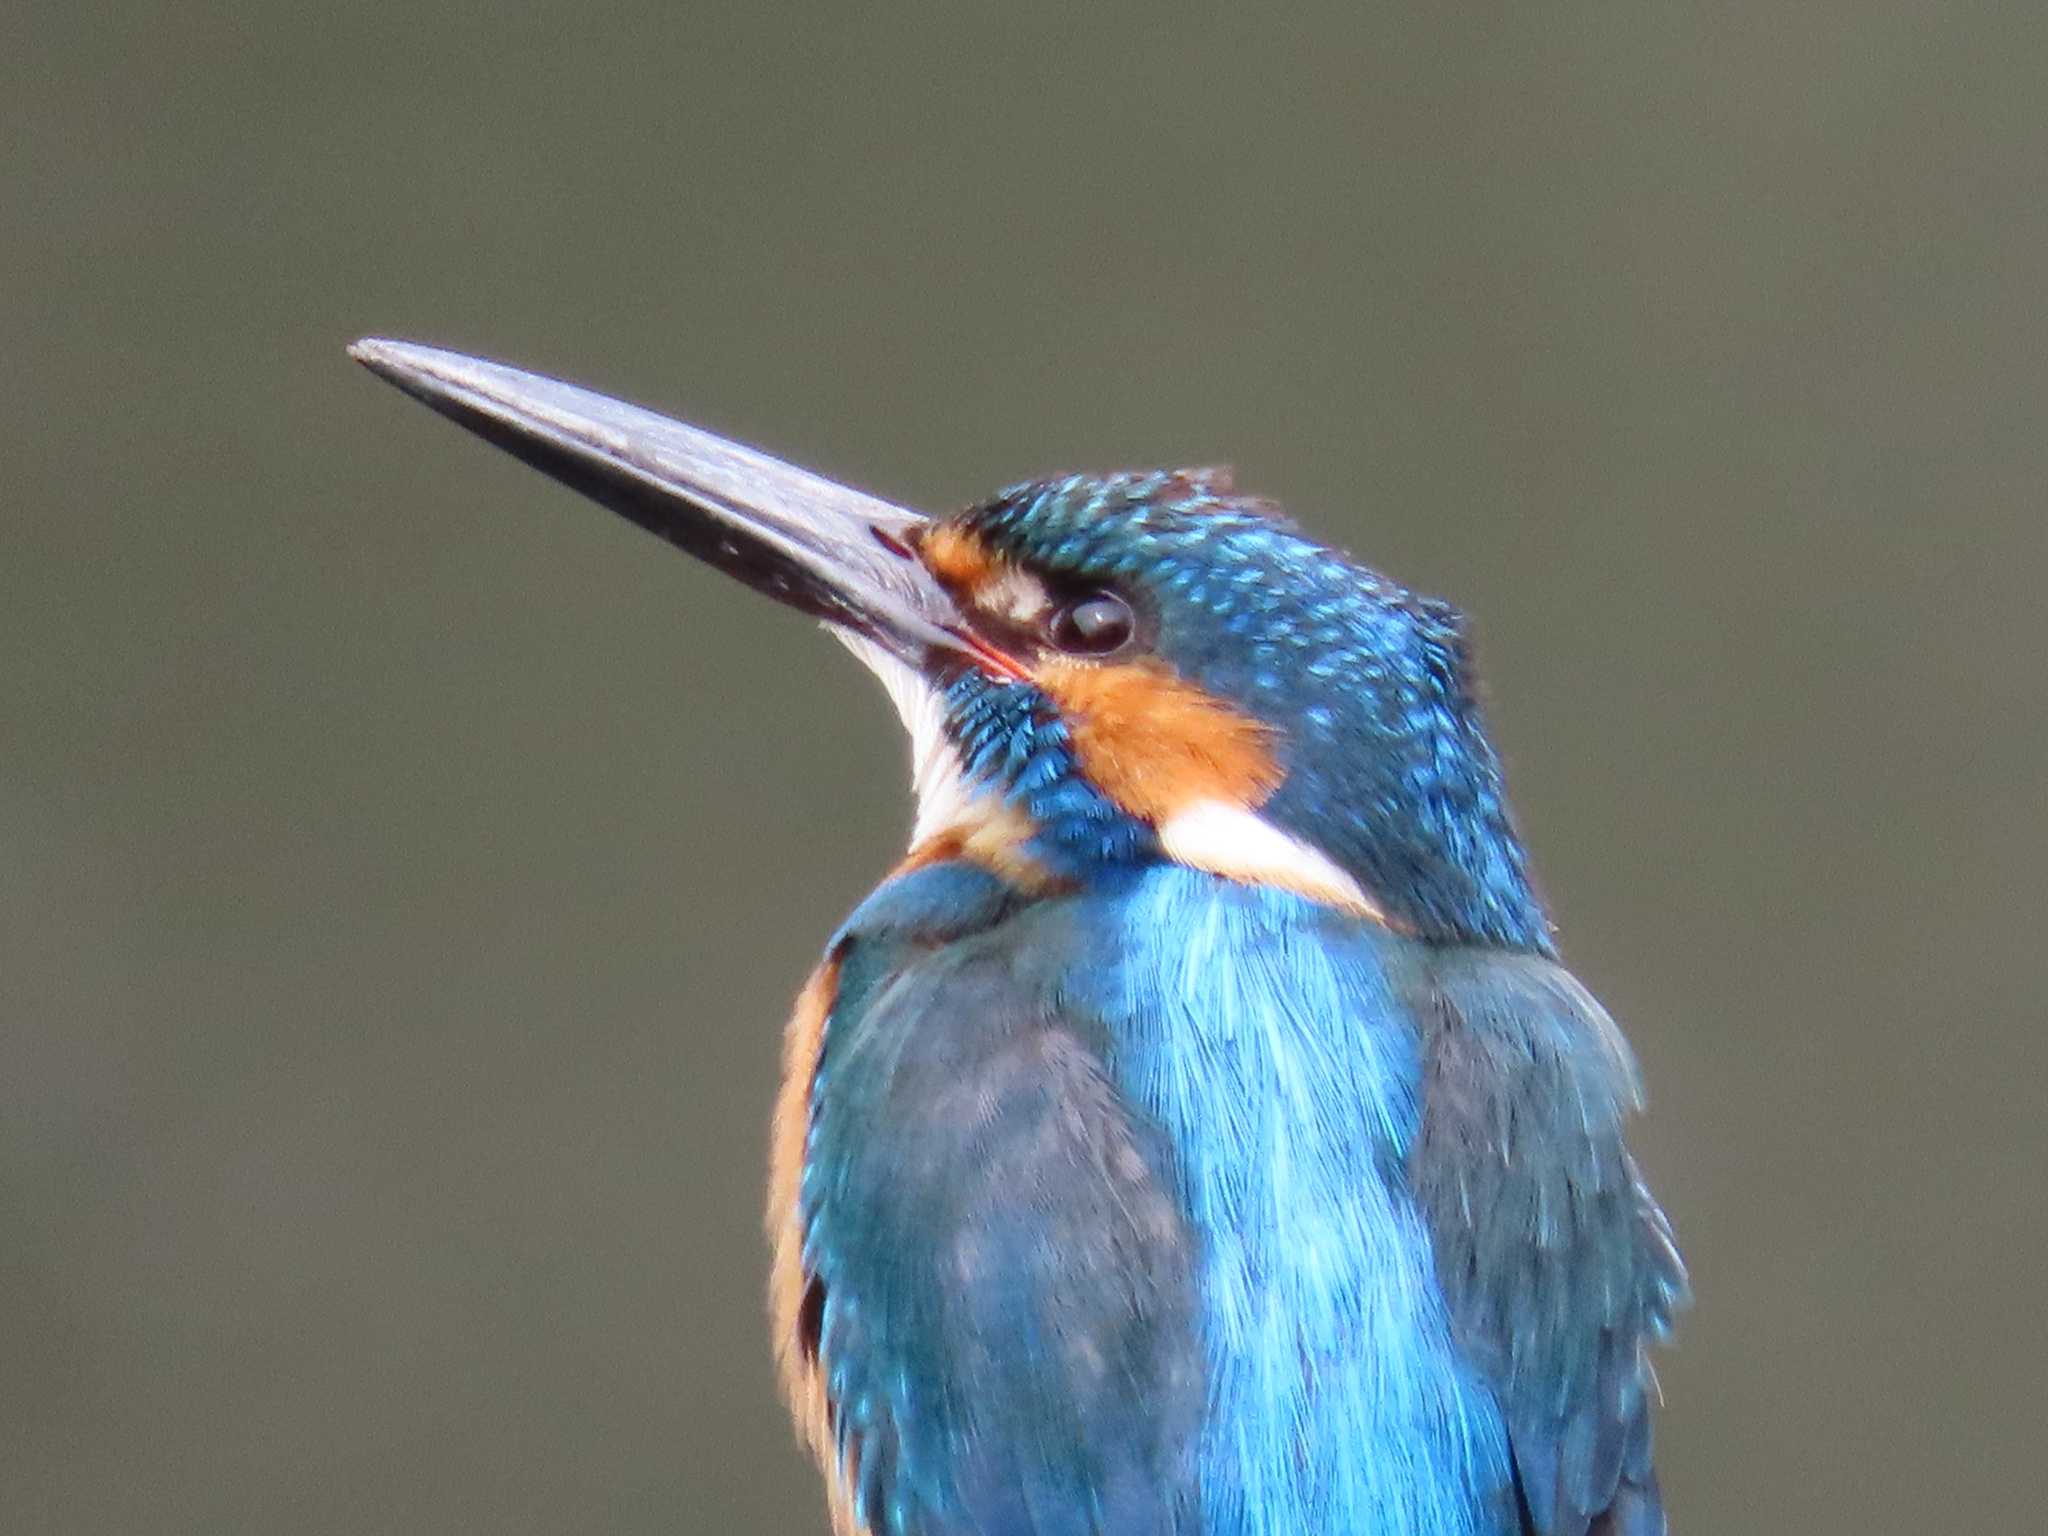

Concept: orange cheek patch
[[1034, 657, 1283, 824]]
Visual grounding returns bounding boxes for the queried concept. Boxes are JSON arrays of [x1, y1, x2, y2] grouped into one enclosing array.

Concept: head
[[352, 341, 1549, 951]]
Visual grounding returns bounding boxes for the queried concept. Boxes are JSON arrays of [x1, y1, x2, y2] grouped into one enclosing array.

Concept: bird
[[349, 338, 1688, 1536]]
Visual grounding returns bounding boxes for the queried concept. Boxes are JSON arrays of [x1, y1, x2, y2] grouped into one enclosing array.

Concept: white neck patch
[[1157, 798, 1384, 921]]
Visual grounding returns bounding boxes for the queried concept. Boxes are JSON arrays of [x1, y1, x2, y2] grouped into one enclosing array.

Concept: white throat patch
[[832, 631, 985, 844]]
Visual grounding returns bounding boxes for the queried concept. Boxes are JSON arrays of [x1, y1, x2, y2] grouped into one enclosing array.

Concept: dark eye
[[1047, 591, 1135, 656]]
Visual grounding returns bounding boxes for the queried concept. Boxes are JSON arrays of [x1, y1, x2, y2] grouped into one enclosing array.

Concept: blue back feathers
[[794, 857, 1679, 1536], [1076, 870, 1514, 1536]]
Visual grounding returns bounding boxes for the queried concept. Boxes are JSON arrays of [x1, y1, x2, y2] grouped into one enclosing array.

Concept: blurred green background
[[6, 3, 2044, 1531]]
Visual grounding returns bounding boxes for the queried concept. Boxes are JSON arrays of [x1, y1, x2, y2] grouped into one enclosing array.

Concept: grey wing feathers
[[1409, 952, 1689, 1536]]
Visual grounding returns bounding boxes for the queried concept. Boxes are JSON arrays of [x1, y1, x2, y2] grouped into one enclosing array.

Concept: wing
[[1409, 951, 1689, 1536], [774, 863, 1204, 1536]]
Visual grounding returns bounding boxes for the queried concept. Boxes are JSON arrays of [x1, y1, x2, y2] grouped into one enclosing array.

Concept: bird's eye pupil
[[1049, 592, 1134, 655]]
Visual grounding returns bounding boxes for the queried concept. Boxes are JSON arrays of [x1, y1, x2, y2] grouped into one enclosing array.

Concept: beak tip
[[350, 335, 466, 399], [348, 336, 423, 386]]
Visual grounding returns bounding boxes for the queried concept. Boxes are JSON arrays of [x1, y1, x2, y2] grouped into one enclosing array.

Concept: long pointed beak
[[348, 338, 1002, 674]]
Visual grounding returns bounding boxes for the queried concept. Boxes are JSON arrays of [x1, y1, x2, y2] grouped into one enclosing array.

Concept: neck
[[905, 675, 1388, 926], [847, 637, 1548, 947]]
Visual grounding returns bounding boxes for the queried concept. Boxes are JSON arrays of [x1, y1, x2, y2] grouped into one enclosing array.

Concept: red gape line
[[960, 631, 1033, 683]]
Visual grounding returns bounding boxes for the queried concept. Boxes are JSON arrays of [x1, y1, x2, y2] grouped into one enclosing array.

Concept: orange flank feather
[[767, 960, 865, 1536], [1034, 657, 1283, 824]]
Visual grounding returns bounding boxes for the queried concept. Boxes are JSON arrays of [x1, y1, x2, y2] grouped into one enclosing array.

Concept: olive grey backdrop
[[6, 3, 2043, 1532]]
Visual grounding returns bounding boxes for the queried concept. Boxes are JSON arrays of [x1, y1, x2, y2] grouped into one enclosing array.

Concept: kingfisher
[[350, 339, 1687, 1536]]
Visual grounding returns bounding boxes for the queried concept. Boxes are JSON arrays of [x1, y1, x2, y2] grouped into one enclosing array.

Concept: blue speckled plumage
[[782, 474, 1684, 1536], [956, 474, 1547, 948], [344, 346, 1683, 1536]]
